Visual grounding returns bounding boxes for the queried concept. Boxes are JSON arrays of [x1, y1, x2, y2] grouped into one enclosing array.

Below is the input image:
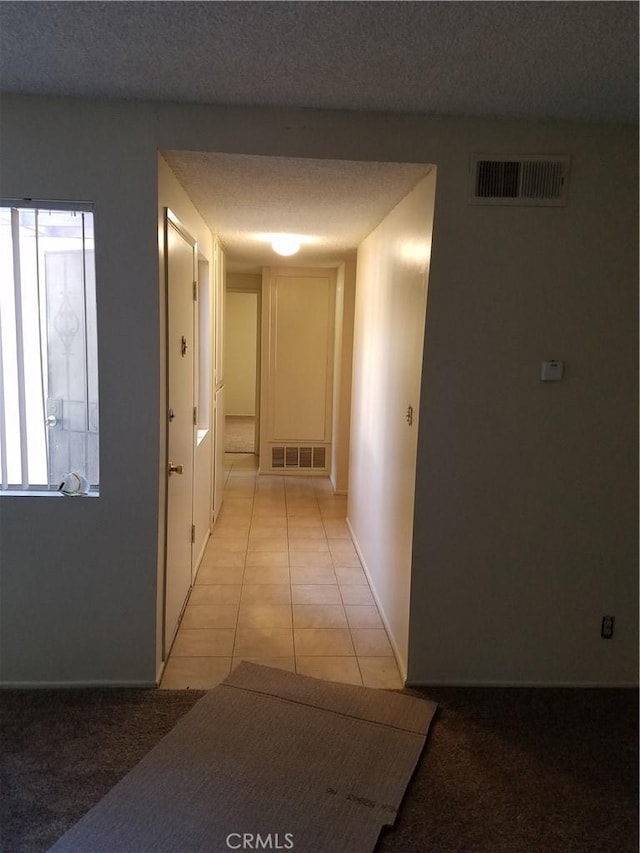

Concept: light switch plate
[[540, 360, 564, 381]]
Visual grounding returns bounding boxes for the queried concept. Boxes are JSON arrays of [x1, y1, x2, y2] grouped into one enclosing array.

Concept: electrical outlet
[[600, 616, 615, 639]]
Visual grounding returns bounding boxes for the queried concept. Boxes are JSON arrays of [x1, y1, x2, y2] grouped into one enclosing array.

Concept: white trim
[[192, 528, 210, 585], [11, 208, 29, 488], [0, 198, 94, 212], [405, 679, 640, 689], [347, 516, 408, 684]]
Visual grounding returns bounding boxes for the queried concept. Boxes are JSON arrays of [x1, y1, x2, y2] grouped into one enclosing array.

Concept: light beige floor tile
[[160, 657, 231, 689], [189, 584, 242, 606], [241, 584, 291, 604], [339, 585, 374, 605], [180, 604, 239, 630], [252, 503, 287, 513], [219, 499, 253, 515], [328, 539, 359, 556], [331, 552, 362, 568], [172, 628, 235, 657], [287, 527, 327, 540], [294, 628, 354, 656], [295, 656, 362, 686], [318, 501, 347, 518], [322, 520, 351, 538], [223, 488, 255, 499], [212, 523, 251, 537], [293, 604, 348, 629], [255, 475, 284, 486], [238, 604, 292, 629], [344, 605, 384, 630], [334, 566, 367, 584], [287, 509, 322, 519], [245, 551, 289, 568], [291, 584, 342, 605], [286, 499, 319, 509], [206, 538, 248, 553], [358, 657, 403, 689], [232, 657, 296, 673], [350, 629, 394, 656], [196, 565, 245, 585], [287, 517, 324, 529], [249, 525, 288, 538], [242, 565, 290, 585], [234, 627, 294, 657], [247, 537, 289, 552], [252, 508, 287, 520], [312, 480, 335, 495], [289, 538, 330, 553], [290, 566, 337, 585], [289, 552, 333, 569], [250, 516, 288, 528], [200, 551, 246, 568]]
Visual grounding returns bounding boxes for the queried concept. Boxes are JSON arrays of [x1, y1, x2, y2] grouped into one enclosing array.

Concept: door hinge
[[191, 524, 196, 544], [193, 281, 197, 301], [193, 406, 198, 426]]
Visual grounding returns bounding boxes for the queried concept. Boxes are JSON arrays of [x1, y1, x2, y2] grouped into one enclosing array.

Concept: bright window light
[[0, 203, 99, 492]]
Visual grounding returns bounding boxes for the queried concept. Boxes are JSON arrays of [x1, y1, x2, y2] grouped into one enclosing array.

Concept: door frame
[[162, 207, 198, 660]]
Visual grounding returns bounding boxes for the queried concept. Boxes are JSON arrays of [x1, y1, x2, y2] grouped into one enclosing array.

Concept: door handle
[[168, 463, 184, 475]]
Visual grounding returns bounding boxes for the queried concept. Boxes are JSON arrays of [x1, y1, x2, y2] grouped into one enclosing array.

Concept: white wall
[[0, 94, 636, 687], [331, 262, 357, 494], [349, 173, 437, 677], [0, 98, 160, 685], [225, 291, 258, 416]]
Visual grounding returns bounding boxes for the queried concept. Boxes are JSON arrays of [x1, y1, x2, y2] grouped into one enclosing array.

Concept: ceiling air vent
[[469, 155, 570, 206]]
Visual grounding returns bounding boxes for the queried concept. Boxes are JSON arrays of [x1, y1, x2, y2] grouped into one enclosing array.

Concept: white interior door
[[165, 213, 196, 652]]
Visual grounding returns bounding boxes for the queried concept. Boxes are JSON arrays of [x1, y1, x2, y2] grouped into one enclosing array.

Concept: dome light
[[272, 236, 301, 256]]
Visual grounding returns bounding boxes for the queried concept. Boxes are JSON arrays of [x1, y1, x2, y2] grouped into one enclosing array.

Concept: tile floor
[[160, 453, 403, 691]]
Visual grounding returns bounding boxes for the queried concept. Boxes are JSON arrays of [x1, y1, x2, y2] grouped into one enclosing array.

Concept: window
[[0, 202, 99, 491]]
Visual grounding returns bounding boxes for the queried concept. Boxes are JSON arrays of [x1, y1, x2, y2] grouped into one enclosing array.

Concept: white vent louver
[[271, 446, 327, 470], [469, 155, 570, 206]]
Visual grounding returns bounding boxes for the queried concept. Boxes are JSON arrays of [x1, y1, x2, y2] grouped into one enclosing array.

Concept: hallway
[[160, 454, 403, 690]]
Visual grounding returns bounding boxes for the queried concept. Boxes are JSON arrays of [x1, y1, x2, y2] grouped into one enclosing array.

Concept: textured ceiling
[[0, 1, 637, 123], [163, 152, 432, 270], [2, 1, 637, 271]]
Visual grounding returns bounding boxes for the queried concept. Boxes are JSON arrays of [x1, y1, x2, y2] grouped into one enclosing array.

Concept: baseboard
[[0, 679, 157, 689], [346, 517, 408, 683], [405, 679, 640, 688], [192, 528, 211, 584]]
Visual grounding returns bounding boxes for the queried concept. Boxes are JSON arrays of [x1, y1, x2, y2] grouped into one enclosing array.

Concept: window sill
[[0, 489, 100, 498]]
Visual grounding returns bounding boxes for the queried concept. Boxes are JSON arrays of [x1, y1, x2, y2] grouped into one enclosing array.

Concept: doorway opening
[[224, 288, 260, 456]]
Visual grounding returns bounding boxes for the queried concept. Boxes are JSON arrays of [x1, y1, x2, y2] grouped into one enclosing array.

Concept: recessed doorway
[[224, 288, 260, 456]]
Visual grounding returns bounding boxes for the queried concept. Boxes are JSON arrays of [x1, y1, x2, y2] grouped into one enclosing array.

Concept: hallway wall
[[349, 172, 437, 678], [157, 154, 215, 676], [0, 94, 636, 686]]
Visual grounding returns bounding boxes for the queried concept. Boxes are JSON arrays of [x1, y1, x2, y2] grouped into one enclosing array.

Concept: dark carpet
[[1, 684, 637, 853]]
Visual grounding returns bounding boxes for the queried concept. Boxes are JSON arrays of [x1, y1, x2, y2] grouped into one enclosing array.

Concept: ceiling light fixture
[[272, 236, 301, 256]]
